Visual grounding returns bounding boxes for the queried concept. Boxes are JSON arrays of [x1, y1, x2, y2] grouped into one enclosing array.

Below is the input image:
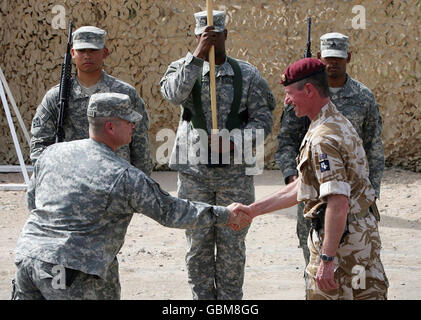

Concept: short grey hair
[[88, 116, 119, 134]]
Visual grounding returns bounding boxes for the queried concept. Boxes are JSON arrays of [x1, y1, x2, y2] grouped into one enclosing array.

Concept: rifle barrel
[[55, 21, 73, 143]]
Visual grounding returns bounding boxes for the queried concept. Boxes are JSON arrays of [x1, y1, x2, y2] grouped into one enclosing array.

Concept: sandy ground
[[0, 167, 420, 300]]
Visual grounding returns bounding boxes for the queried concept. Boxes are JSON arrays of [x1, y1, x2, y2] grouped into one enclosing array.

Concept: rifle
[[55, 21, 73, 143], [300, 17, 312, 132], [304, 17, 312, 58]]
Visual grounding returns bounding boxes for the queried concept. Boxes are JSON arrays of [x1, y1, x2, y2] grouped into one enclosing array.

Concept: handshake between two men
[[226, 203, 254, 231], [226, 178, 300, 231]]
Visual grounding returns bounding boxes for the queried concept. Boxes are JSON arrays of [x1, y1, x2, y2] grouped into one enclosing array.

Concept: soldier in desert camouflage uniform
[[11, 93, 250, 300], [275, 33, 384, 268], [160, 11, 275, 300], [30, 26, 153, 176], [232, 58, 388, 300]]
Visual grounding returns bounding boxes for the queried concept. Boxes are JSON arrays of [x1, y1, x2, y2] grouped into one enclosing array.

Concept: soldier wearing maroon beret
[[231, 57, 388, 300], [280, 58, 326, 86], [276, 34, 384, 275]]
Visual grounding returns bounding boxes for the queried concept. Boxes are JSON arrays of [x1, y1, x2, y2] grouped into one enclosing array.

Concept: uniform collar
[[308, 101, 337, 131], [331, 74, 354, 98], [89, 137, 114, 153], [71, 70, 107, 99], [202, 57, 234, 78]]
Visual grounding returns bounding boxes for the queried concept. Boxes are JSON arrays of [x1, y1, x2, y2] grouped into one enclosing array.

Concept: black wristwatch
[[320, 254, 335, 262]]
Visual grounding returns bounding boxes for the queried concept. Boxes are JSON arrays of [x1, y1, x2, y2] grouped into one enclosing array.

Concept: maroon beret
[[280, 58, 326, 86]]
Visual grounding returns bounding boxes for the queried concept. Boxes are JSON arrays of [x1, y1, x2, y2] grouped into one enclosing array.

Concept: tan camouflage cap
[[87, 93, 143, 123], [194, 10, 226, 35], [72, 26, 106, 50], [320, 32, 349, 59]]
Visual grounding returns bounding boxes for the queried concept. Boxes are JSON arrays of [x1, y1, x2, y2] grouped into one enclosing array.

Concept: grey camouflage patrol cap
[[194, 10, 226, 35], [320, 32, 349, 59], [72, 26, 106, 50], [87, 93, 143, 123]]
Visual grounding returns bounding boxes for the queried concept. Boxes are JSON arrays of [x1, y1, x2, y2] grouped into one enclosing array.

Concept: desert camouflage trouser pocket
[[305, 213, 388, 300]]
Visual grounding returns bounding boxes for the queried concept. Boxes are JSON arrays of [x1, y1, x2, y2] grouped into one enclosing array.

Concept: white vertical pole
[[0, 78, 30, 186], [0, 66, 31, 147]]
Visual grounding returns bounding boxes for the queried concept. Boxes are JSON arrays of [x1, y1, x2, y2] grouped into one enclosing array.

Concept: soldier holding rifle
[[30, 26, 153, 176]]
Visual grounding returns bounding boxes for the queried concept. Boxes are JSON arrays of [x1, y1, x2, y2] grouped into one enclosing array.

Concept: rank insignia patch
[[32, 117, 41, 128], [320, 159, 330, 172]]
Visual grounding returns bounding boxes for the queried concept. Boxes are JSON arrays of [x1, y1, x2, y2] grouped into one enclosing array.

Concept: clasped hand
[[226, 203, 254, 231]]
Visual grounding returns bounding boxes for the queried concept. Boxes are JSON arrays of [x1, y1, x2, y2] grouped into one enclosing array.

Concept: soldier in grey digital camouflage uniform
[[160, 11, 275, 300], [30, 26, 153, 175], [275, 32, 384, 269], [11, 92, 251, 300], [233, 58, 388, 299]]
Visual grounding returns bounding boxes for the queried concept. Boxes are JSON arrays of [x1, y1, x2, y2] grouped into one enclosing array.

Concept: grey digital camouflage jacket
[[160, 52, 276, 176], [30, 71, 154, 176], [16, 139, 229, 279]]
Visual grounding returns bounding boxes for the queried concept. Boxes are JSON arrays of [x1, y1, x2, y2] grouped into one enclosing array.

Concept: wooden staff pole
[[206, 0, 218, 134]]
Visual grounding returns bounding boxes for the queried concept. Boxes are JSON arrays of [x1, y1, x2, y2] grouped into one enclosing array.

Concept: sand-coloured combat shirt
[[297, 101, 376, 219], [276, 75, 384, 197]]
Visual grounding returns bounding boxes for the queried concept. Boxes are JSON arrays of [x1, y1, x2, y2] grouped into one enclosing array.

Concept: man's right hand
[[226, 203, 253, 231], [193, 26, 217, 61], [229, 203, 259, 219]]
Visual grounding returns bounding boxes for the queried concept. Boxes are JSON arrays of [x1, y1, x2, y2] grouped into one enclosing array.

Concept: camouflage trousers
[[178, 171, 255, 300], [305, 212, 389, 300], [296, 201, 311, 268], [11, 256, 121, 300]]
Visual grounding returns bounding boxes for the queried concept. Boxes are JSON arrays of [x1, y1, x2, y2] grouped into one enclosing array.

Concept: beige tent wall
[[1, 0, 420, 171]]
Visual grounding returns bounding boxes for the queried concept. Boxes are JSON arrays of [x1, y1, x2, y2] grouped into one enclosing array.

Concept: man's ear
[[317, 52, 321, 60], [346, 52, 351, 63], [104, 120, 114, 134], [71, 48, 76, 59], [304, 82, 314, 97], [102, 47, 109, 59]]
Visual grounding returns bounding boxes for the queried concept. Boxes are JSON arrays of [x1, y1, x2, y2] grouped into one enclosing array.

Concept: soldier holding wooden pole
[[160, 1, 276, 299]]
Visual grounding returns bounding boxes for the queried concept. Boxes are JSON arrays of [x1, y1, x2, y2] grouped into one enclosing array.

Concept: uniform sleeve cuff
[[319, 181, 351, 199], [213, 206, 230, 225], [282, 169, 299, 184]]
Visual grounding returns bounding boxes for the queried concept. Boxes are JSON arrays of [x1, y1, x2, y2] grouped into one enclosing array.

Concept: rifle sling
[[183, 57, 247, 131]]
